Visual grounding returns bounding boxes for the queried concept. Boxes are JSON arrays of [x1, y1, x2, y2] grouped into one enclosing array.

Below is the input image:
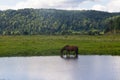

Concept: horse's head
[[60, 47, 65, 53], [60, 47, 64, 58], [60, 45, 68, 55], [60, 45, 69, 53]]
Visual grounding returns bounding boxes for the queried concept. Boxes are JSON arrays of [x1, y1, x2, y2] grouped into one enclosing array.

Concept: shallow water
[[0, 56, 120, 80]]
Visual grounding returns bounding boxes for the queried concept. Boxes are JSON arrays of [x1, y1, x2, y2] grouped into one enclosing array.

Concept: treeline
[[0, 8, 120, 35]]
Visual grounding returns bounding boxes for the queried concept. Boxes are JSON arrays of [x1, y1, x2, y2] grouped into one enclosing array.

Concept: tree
[[105, 16, 120, 34]]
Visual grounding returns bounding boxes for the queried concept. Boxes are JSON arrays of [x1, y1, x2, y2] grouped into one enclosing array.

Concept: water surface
[[0, 56, 120, 80]]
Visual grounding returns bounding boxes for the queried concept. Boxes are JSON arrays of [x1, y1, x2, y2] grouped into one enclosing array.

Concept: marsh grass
[[0, 35, 120, 57]]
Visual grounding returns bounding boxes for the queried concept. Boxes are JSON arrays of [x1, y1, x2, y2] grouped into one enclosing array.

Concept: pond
[[0, 56, 120, 80]]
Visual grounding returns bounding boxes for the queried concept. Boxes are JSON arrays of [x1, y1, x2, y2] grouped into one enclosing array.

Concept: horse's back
[[67, 46, 78, 51]]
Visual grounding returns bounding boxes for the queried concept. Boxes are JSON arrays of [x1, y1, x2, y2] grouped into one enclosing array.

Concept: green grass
[[0, 35, 120, 57]]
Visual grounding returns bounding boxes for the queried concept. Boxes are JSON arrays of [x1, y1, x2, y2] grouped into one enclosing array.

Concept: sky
[[0, 0, 120, 12]]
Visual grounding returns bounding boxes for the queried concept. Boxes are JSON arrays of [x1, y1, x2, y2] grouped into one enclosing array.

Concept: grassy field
[[0, 35, 120, 57]]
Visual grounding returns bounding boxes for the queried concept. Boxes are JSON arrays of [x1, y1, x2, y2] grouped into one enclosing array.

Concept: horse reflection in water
[[61, 45, 78, 58]]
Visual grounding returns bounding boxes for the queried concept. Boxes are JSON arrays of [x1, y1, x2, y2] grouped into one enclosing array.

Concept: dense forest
[[0, 8, 120, 35]]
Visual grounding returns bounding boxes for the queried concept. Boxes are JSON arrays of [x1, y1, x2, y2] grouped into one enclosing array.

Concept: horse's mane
[[64, 45, 69, 47]]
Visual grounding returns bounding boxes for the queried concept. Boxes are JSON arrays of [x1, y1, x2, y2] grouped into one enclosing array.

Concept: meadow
[[0, 35, 120, 57]]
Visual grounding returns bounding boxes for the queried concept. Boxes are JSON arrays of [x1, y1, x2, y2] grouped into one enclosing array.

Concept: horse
[[60, 45, 78, 58]]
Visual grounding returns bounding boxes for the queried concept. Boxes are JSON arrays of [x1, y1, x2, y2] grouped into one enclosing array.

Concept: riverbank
[[0, 35, 120, 57]]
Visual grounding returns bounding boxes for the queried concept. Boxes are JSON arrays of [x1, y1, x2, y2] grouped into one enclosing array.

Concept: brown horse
[[60, 45, 78, 58]]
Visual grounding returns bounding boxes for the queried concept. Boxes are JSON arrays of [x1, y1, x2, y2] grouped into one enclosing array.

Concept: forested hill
[[0, 9, 120, 35]]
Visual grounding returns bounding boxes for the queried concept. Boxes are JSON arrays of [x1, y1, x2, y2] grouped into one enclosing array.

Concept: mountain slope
[[0, 9, 120, 35]]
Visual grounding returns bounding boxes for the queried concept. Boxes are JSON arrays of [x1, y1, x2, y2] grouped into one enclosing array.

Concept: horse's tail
[[75, 47, 79, 58]]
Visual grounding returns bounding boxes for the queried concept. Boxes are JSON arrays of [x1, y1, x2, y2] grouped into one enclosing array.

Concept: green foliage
[[105, 16, 120, 34], [0, 9, 120, 35]]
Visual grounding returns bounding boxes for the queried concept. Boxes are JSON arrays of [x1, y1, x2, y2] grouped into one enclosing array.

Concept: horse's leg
[[65, 51, 67, 57], [68, 51, 70, 57], [75, 49, 78, 58]]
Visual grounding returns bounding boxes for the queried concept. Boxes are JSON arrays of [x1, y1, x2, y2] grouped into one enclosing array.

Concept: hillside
[[0, 9, 120, 35]]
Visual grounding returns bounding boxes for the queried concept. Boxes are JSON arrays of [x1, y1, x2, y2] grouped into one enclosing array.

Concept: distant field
[[0, 35, 120, 57]]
